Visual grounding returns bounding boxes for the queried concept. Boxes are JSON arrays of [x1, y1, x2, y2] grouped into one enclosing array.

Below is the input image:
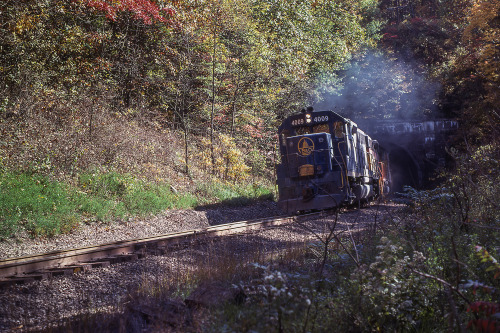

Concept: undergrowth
[[195, 180, 274, 206], [205, 144, 499, 332]]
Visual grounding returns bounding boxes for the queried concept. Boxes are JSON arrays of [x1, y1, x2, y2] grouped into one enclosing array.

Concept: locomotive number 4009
[[313, 116, 329, 122], [291, 115, 329, 126]]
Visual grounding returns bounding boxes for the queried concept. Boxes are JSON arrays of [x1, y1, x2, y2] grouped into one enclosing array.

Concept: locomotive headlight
[[305, 114, 312, 123]]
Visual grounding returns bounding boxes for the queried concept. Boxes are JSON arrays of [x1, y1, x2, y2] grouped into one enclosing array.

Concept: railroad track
[[0, 213, 318, 287]]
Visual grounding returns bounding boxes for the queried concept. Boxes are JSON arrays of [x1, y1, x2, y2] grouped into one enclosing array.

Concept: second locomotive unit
[[276, 108, 390, 214]]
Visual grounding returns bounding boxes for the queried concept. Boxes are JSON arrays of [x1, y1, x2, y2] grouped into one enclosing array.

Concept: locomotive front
[[276, 109, 351, 213]]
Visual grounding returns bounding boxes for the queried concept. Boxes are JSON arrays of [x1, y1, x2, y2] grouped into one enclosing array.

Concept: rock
[[184, 282, 246, 309], [125, 298, 191, 330]]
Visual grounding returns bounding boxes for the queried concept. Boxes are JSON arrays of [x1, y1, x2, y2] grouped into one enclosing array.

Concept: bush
[[208, 146, 499, 332], [211, 263, 316, 333]]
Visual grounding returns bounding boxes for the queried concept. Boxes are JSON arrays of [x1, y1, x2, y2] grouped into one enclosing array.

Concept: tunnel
[[387, 145, 421, 193]]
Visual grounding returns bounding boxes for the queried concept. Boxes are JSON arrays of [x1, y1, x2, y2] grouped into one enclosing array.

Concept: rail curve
[[0, 214, 319, 287]]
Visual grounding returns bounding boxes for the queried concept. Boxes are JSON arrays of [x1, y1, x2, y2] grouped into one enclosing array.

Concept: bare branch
[[411, 270, 471, 305], [333, 233, 360, 268], [347, 224, 360, 263]]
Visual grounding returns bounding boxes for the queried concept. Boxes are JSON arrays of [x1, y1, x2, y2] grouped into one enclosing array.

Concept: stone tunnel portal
[[369, 118, 458, 193]]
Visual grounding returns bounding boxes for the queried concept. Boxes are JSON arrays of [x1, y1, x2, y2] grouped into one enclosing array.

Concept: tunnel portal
[[368, 119, 458, 191]]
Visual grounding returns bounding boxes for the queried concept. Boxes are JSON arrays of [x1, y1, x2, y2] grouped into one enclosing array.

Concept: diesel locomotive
[[276, 108, 391, 214]]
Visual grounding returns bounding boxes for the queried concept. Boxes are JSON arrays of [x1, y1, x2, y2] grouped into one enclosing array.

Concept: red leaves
[[382, 26, 400, 42], [80, 0, 176, 25], [243, 122, 265, 139], [467, 302, 500, 333], [468, 301, 500, 316], [410, 17, 423, 24], [467, 318, 499, 333], [383, 33, 399, 39]]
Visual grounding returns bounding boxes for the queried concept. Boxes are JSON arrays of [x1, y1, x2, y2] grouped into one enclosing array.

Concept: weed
[[195, 180, 274, 206]]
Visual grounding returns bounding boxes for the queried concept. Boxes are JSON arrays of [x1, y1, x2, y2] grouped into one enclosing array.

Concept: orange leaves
[[14, 14, 38, 34], [80, 0, 176, 25], [465, 0, 499, 36], [462, 0, 500, 84]]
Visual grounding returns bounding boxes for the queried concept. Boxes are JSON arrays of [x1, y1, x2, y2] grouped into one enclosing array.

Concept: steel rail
[[0, 213, 317, 285]]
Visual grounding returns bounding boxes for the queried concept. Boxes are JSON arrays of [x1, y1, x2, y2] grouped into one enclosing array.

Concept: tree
[[460, 0, 500, 141]]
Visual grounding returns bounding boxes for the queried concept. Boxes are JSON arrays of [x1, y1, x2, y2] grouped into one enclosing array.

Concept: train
[[276, 107, 391, 214]]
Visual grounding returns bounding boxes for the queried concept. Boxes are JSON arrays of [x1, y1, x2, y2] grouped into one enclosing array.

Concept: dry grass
[[1, 93, 192, 189], [0, 89, 274, 195]]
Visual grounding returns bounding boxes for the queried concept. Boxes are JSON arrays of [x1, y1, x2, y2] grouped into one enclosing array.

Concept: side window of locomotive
[[313, 124, 329, 134], [333, 122, 344, 138], [296, 127, 311, 135]]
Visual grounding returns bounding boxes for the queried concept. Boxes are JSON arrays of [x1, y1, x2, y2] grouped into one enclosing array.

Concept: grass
[[0, 172, 80, 238], [195, 180, 274, 206], [0, 170, 274, 239], [0, 170, 196, 238]]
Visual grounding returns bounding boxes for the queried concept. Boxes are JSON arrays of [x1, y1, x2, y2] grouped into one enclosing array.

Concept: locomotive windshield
[[294, 123, 333, 135]]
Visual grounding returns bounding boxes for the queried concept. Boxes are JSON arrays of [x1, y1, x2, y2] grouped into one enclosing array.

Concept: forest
[[0, 0, 499, 331]]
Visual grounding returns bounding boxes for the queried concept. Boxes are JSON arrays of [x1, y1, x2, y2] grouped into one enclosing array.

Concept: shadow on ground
[[194, 197, 284, 226]]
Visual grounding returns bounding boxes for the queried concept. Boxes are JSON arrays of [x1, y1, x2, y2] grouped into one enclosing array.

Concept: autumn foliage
[[81, 0, 176, 24], [0, 0, 499, 331], [467, 302, 500, 333]]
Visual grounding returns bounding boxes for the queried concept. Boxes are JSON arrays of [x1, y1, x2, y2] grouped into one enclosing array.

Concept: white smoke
[[313, 51, 441, 127]]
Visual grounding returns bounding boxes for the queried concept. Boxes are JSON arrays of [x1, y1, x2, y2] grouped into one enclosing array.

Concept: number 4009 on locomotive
[[275, 108, 391, 214]]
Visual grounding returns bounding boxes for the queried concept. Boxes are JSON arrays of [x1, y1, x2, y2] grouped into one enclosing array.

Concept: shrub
[[212, 263, 316, 333]]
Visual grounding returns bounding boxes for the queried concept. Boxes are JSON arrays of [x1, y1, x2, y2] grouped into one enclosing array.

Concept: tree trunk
[[230, 77, 240, 139], [210, 29, 217, 175], [184, 124, 189, 175]]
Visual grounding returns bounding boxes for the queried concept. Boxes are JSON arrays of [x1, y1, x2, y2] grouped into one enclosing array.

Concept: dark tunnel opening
[[388, 146, 421, 193]]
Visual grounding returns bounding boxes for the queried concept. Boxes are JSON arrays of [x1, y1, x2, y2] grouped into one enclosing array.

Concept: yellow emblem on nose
[[298, 137, 314, 156]]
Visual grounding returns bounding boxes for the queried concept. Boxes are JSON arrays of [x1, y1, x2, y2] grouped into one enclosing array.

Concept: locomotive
[[276, 108, 391, 214]]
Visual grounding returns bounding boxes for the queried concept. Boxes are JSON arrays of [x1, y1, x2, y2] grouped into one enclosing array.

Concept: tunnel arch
[[385, 143, 422, 193]]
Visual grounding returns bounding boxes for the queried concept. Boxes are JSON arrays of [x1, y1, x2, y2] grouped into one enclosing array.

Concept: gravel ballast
[[0, 201, 280, 259], [0, 201, 400, 332]]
